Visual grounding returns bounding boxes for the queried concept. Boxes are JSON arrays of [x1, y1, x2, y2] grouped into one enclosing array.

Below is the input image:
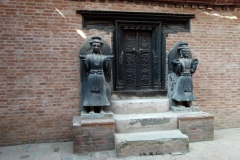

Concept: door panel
[[114, 21, 162, 91], [138, 31, 151, 90], [123, 31, 136, 90], [122, 30, 152, 90]]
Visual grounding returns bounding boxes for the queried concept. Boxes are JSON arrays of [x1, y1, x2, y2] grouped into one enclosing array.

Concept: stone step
[[115, 130, 189, 158], [111, 98, 169, 114], [114, 112, 178, 133]]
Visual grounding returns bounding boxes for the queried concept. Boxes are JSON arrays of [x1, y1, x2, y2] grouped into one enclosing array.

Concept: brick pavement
[[0, 128, 240, 160]]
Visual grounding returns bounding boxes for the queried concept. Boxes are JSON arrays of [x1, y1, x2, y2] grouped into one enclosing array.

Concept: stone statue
[[168, 41, 198, 107], [79, 36, 113, 114]]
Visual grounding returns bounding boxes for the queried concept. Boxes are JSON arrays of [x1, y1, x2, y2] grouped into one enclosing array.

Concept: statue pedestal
[[171, 106, 200, 112], [72, 115, 115, 153], [80, 111, 114, 119], [178, 112, 214, 142]]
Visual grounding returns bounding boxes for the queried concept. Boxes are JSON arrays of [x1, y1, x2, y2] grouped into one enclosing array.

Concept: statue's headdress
[[90, 36, 103, 45], [177, 43, 188, 52]]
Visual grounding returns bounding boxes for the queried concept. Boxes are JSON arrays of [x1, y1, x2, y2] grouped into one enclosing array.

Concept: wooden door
[[114, 21, 162, 91], [123, 30, 152, 90]]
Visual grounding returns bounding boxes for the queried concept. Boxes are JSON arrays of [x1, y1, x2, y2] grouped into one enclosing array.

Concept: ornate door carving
[[115, 21, 162, 91], [123, 30, 152, 90]]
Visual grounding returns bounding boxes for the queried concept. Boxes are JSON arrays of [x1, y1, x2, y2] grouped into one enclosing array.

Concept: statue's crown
[[90, 36, 103, 45], [177, 42, 188, 51]]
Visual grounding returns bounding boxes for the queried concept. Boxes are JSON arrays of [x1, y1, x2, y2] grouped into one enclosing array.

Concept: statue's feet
[[100, 106, 105, 114], [177, 105, 185, 108], [89, 106, 94, 114]]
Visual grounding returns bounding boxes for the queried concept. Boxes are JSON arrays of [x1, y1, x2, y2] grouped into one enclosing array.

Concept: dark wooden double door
[[115, 21, 163, 91], [123, 30, 152, 90]]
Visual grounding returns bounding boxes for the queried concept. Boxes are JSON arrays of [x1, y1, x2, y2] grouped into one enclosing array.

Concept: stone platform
[[115, 130, 189, 158], [80, 111, 114, 119], [111, 96, 214, 158], [178, 112, 214, 142], [171, 106, 200, 112], [72, 116, 115, 153], [111, 98, 169, 114], [114, 112, 177, 133], [72, 96, 214, 158], [114, 111, 214, 141]]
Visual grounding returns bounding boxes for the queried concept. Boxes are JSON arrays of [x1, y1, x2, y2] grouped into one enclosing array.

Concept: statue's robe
[[82, 54, 110, 106], [172, 58, 198, 101]]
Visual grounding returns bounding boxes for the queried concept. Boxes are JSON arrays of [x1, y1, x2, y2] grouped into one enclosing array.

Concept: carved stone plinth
[[80, 111, 114, 119], [178, 112, 214, 142], [171, 106, 200, 112], [72, 116, 115, 153]]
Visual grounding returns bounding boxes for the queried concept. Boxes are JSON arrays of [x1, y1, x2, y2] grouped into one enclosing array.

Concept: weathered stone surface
[[115, 130, 189, 158], [111, 98, 169, 114], [178, 112, 214, 142], [81, 111, 114, 119], [114, 112, 178, 133], [171, 106, 200, 112], [73, 118, 115, 153], [80, 36, 113, 113], [168, 41, 198, 108], [72, 116, 81, 127]]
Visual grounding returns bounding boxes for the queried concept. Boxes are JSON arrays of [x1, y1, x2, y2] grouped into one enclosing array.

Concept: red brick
[[73, 118, 115, 153]]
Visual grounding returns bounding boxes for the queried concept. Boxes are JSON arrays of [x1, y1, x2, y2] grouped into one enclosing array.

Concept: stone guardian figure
[[79, 36, 113, 114], [168, 41, 198, 108]]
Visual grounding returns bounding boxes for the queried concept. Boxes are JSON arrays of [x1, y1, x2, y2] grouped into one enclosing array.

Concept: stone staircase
[[114, 112, 178, 133], [72, 94, 213, 155], [111, 96, 190, 158], [115, 130, 189, 157]]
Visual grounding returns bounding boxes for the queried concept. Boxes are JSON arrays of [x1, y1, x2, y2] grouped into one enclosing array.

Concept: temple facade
[[0, 0, 240, 146]]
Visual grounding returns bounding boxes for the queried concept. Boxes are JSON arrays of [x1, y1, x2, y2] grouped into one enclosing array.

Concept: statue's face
[[180, 48, 189, 57], [91, 42, 101, 53]]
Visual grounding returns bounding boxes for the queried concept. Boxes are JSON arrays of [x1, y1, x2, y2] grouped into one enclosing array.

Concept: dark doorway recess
[[114, 21, 162, 92], [76, 10, 195, 96]]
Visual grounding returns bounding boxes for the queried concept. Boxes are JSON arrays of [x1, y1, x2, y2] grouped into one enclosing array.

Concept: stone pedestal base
[[171, 106, 200, 112], [72, 116, 115, 153], [80, 111, 114, 119], [178, 112, 214, 142]]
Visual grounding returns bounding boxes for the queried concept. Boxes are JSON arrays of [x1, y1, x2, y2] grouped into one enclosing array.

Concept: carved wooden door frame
[[114, 20, 164, 92]]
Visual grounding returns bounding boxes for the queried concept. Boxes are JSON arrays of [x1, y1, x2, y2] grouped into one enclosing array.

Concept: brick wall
[[73, 118, 115, 153], [166, 10, 240, 129], [0, 0, 239, 146], [178, 113, 214, 142]]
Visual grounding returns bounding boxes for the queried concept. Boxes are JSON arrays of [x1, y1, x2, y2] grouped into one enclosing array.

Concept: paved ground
[[0, 128, 240, 160]]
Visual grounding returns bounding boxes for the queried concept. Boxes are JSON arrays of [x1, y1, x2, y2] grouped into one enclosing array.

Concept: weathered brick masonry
[[178, 113, 214, 142], [0, 0, 240, 146], [73, 119, 115, 153]]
